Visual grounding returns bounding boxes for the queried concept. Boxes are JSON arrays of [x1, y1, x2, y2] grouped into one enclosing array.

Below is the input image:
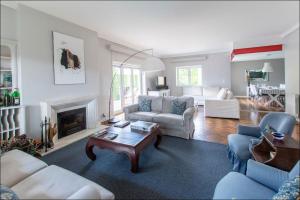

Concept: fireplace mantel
[[40, 94, 99, 144]]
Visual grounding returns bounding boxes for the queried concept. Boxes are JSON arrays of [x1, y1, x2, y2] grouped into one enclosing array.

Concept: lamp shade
[[262, 62, 274, 72], [142, 56, 165, 72]]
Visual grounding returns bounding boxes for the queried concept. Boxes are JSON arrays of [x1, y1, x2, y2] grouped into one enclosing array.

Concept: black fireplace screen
[[57, 107, 86, 139]]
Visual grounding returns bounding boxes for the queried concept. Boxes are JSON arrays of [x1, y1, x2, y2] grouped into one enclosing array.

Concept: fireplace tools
[[40, 117, 57, 152]]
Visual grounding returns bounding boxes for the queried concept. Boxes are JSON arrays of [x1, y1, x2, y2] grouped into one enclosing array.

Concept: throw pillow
[[273, 176, 300, 200], [226, 90, 234, 99], [171, 100, 186, 115], [139, 99, 152, 112], [0, 185, 19, 200], [216, 88, 228, 100]]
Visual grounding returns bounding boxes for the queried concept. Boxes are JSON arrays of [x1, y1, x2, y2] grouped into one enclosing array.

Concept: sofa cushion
[[153, 113, 184, 129], [226, 90, 234, 99], [138, 96, 162, 112], [228, 134, 257, 160], [127, 112, 158, 122], [138, 98, 151, 112], [213, 172, 276, 199], [203, 86, 220, 97], [183, 87, 203, 96], [12, 165, 114, 200], [273, 176, 300, 200], [67, 185, 102, 199], [171, 100, 186, 115], [216, 88, 228, 100], [0, 185, 19, 200], [0, 150, 48, 187], [162, 96, 193, 113]]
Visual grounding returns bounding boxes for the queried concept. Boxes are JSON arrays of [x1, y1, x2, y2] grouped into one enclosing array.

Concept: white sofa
[[183, 86, 221, 106], [1, 149, 114, 199], [183, 86, 240, 119]]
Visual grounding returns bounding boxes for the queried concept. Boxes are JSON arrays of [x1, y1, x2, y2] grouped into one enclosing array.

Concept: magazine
[[130, 121, 157, 132]]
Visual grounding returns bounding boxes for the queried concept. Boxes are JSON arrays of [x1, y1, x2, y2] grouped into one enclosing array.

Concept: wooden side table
[[252, 133, 300, 171]]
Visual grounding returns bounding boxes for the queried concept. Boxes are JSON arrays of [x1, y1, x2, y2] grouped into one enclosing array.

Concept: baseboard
[[235, 96, 248, 98]]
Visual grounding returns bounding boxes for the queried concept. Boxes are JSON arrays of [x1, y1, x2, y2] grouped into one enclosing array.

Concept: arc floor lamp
[[108, 48, 165, 123]]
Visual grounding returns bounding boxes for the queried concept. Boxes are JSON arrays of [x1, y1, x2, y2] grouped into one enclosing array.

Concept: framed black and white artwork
[[53, 32, 85, 84]]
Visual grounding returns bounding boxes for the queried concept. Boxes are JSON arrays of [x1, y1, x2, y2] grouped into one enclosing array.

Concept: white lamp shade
[[262, 62, 274, 72], [142, 56, 165, 72]]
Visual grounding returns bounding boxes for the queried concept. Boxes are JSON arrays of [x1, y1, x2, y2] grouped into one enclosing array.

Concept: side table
[[252, 133, 300, 171]]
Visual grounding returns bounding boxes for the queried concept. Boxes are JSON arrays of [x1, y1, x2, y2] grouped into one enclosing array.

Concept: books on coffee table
[[113, 120, 130, 128], [104, 132, 118, 140], [130, 121, 158, 132]]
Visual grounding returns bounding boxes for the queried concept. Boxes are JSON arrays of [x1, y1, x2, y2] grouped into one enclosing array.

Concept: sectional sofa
[[124, 95, 195, 139], [0, 149, 114, 199]]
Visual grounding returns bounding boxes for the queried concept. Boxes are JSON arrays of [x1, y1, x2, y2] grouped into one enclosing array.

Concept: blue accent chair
[[213, 160, 300, 199], [227, 112, 296, 173]]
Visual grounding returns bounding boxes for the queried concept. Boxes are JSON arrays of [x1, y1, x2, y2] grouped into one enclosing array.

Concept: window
[[112, 63, 142, 114], [176, 66, 202, 86]]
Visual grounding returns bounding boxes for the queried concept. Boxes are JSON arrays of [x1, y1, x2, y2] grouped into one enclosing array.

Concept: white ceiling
[[2, 1, 299, 57]]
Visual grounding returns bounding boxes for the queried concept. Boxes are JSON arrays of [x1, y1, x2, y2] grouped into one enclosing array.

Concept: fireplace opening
[[57, 107, 86, 139]]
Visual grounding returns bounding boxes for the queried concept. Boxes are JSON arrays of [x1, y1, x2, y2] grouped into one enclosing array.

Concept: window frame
[[176, 65, 202, 86], [112, 63, 143, 114]]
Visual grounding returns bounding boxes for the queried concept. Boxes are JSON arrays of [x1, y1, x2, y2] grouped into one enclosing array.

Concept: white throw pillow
[[226, 90, 234, 99], [217, 88, 228, 100], [203, 86, 220, 97]]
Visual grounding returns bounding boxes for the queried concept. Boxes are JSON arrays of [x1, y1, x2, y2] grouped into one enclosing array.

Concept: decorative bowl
[[272, 132, 285, 140]]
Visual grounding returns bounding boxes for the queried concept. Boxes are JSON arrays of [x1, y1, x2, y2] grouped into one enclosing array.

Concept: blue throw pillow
[[171, 100, 186, 115], [273, 176, 300, 200], [0, 185, 19, 200], [139, 99, 152, 112]]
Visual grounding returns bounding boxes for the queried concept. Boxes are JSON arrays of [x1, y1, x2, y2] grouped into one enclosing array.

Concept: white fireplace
[[40, 95, 99, 144]]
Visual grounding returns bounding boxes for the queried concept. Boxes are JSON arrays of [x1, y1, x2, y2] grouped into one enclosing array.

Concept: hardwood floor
[[193, 99, 299, 144]]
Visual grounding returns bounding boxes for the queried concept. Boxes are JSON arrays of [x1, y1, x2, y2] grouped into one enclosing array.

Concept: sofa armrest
[[123, 104, 139, 115], [183, 107, 195, 121], [67, 185, 102, 199], [204, 99, 240, 119], [237, 125, 261, 138], [246, 159, 289, 191]]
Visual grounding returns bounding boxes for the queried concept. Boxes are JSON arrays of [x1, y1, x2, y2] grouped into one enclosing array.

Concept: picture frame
[[52, 32, 85, 85]]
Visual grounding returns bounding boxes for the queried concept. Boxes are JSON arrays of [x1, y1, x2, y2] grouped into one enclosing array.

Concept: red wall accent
[[231, 44, 283, 60]]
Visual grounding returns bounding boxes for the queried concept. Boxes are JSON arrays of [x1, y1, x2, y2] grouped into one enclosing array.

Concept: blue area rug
[[41, 136, 231, 199]]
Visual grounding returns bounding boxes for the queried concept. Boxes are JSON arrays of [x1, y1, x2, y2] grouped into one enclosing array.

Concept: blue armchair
[[227, 112, 296, 173], [213, 160, 300, 199]]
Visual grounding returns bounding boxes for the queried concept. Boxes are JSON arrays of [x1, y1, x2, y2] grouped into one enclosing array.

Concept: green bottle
[[11, 88, 20, 105], [3, 90, 11, 106]]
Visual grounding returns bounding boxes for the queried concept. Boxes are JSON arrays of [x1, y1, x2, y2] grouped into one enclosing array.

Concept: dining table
[[258, 86, 285, 108]]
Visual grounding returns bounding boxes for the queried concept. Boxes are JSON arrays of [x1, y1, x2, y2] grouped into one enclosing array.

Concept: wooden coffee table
[[85, 124, 161, 173]]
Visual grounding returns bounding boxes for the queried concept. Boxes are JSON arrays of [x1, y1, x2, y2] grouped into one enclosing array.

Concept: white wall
[[283, 29, 300, 116], [144, 71, 164, 91], [162, 52, 231, 96], [17, 5, 102, 137], [1, 5, 17, 40], [1, 5, 162, 138]]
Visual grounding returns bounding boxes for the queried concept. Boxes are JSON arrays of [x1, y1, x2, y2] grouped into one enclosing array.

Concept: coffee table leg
[[129, 150, 139, 173], [154, 134, 162, 148], [86, 141, 96, 161]]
